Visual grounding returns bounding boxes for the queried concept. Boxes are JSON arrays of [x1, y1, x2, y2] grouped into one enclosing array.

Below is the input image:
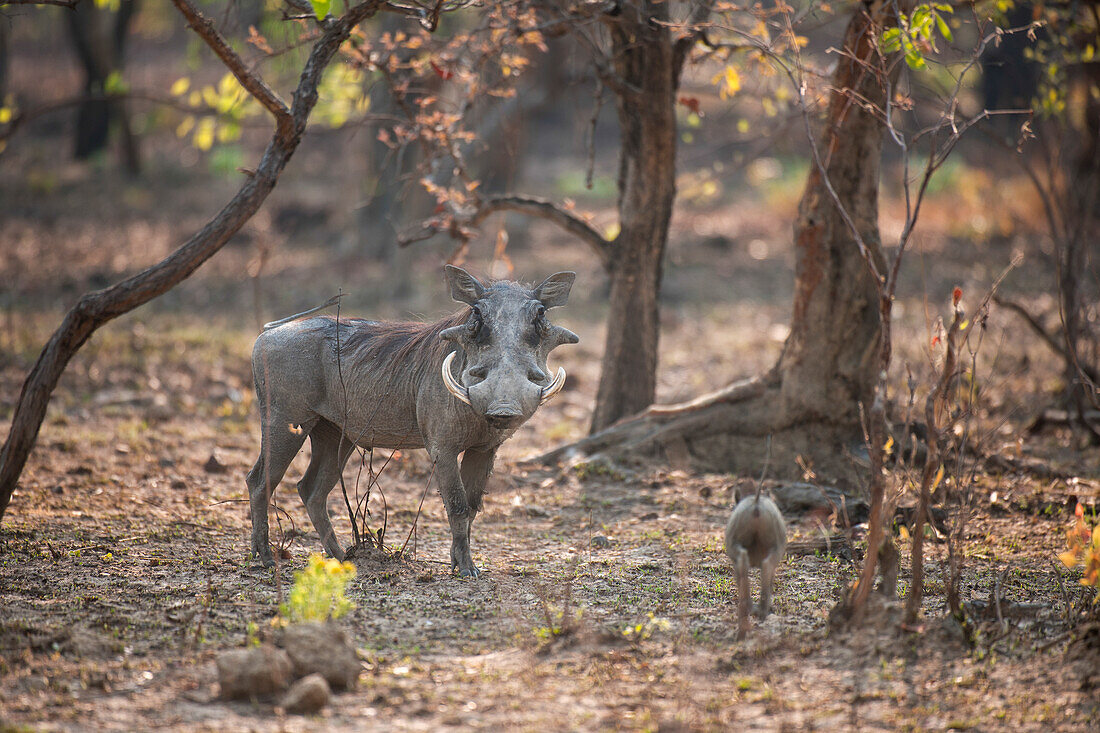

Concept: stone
[[280, 673, 331, 714], [216, 644, 292, 700], [278, 622, 360, 690]]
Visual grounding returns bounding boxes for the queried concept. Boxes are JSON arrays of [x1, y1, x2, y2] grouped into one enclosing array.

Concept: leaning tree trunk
[[0, 0, 389, 522], [589, 0, 678, 434], [539, 1, 892, 483]]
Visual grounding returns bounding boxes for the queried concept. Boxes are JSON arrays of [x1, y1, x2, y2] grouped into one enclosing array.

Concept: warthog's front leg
[[459, 447, 496, 554], [433, 451, 479, 578]]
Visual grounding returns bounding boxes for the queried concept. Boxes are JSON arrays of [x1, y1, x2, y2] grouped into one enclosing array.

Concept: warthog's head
[[439, 265, 579, 429]]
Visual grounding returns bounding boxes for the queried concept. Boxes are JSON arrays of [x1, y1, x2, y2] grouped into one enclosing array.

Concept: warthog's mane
[[320, 308, 472, 377]]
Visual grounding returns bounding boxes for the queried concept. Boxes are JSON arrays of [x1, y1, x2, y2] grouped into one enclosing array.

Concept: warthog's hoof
[[250, 549, 276, 569], [453, 563, 481, 579]]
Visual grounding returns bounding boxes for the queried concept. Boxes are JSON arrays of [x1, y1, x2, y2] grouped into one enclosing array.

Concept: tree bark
[[775, 1, 887, 430], [589, 0, 678, 433], [537, 1, 894, 482], [0, 1, 388, 522]]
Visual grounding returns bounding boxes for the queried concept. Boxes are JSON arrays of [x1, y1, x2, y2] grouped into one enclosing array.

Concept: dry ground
[[2, 26, 1100, 729]]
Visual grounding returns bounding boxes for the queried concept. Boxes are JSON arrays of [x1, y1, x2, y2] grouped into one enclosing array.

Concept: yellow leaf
[[170, 77, 190, 96], [884, 436, 894, 455], [725, 66, 741, 94], [175, 115, 195, 138], [930, 465, 945, 493], [899, 525, 911, 542], [194, 118, 215, 151], [0, 107, 12, 124], [711, 66, 741, 99], [1059, 550, 1079, 568]]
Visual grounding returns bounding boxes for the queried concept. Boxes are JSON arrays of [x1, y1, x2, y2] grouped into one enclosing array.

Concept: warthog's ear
[[439, 325, 465, 343], [550, 325, 580, 346], [445, 265, 485, 305], [534, 272, 576, 308]]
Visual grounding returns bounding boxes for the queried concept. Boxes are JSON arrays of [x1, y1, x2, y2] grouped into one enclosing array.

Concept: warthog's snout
[[485, 400, 523, 428]]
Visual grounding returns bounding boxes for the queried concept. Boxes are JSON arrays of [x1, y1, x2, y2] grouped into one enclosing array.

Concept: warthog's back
[[251, 314, 469, 450]]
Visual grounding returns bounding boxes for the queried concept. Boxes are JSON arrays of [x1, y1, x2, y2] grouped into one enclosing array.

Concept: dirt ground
[[3, 18, 1100, 731]]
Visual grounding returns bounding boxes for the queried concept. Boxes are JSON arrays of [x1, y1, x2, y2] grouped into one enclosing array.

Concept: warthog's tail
[[262, 293, 345, 331]]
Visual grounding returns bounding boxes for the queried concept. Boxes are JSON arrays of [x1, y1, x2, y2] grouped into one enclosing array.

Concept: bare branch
[[473, 195, 612, 267], [671, 0, 716, 78], [0, 0, 82, 6], [993, 296, 1098, 384], [169, 0, 293, 135]]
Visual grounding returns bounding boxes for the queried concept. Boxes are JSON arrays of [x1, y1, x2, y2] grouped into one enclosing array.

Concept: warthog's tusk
[[539, 367, 567, 405], [441, 351, 472, 406]]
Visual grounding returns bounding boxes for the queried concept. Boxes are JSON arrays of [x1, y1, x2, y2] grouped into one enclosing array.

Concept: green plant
[[621, 612, 671, 642], [278, 554, 357, 623]]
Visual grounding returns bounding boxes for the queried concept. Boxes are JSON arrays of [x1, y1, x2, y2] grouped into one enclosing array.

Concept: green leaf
[[935, 13, 953, 42], [104, 70, 128, 95], [881, 27, 902, 54], [309, 0, 331, 18]]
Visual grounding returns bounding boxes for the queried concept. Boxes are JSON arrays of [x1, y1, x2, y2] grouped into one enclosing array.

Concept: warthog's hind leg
[[297, 420, 354, 561], [247, 419, 308, 567], [754, 548, 781, 619]]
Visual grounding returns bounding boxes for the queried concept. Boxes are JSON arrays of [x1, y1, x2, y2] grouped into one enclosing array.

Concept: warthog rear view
[[246, 266, 578, 576]]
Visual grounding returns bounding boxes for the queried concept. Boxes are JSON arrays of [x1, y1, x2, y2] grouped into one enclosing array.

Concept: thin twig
[[169, 0, 293, 135]]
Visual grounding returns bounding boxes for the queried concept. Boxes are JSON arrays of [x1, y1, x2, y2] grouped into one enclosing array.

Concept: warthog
[[247, 266, 578, 576]]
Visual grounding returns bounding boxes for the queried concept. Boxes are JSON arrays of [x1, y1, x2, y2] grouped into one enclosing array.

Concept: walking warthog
[[247, 266, 578, 576]]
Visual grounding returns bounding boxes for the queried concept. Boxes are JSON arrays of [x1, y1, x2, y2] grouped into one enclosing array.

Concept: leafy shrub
[[279, 554, 357, 623], [1059, 504, 1100, 600]]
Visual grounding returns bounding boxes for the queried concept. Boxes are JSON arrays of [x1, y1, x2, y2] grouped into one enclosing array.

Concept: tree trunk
[[67, 0, 140, 171], [538, 1, 893, 483], [590, 0, 677, 433], [774, 3, 888, 431], [1062, 56, 1100, 428]]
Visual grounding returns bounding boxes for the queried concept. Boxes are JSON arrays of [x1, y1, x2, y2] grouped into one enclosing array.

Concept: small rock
[[21, 675, 49, 693], [216, 644, 292, 700], [203, 454, 229, 474], [279, 622, 360, 690], [638, 512, 659, 522], [280, 673, 331, 714], [590, 535, 611, 549], [524, 505, 550, 518]]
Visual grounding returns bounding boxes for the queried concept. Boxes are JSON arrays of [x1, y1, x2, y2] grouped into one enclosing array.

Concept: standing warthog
[[247, 266, 578, 576]]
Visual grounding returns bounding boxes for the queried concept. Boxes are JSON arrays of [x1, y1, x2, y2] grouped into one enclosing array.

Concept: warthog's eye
[[529, 304, 548, 346], [467, 306, 482, 337]]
